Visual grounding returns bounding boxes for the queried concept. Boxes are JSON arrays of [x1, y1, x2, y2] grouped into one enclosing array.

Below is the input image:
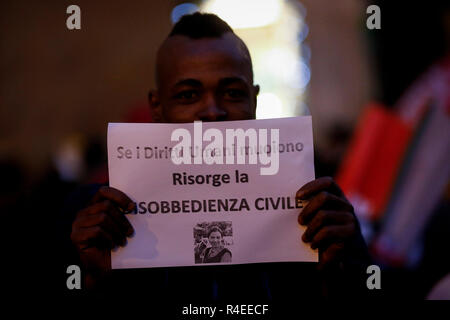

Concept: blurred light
[[297, 61, 310, 90], [256, 93, 283, 119], [53, 137, 85, 182], [302, 44, 311, 62], [203, 0, 281, 29], [264, 48, 298, 82], [171, 3, 199, 24], [298, 24, 309, 42], [262, 48, 310, 90]]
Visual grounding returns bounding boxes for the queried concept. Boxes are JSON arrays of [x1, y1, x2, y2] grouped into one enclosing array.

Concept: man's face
[[150, 33, 259, 123]]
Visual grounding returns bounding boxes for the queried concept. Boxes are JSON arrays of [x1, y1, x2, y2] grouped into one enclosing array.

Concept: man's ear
[[252, 84, 260, 117], [148, 90, 163, 123]]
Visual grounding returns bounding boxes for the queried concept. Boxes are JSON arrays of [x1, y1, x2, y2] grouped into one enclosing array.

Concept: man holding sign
[[69, 13, 370, 300]]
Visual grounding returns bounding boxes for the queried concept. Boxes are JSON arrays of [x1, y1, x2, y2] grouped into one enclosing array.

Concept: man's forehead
[[159, 32, 249, 56], [156, 33, 253, 87]]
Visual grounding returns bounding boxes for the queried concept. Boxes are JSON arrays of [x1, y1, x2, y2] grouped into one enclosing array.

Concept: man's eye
[[175, 90, 199, 100], [224, 89, 247, 99]]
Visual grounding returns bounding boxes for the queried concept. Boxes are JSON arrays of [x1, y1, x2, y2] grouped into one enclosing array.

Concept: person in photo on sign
[[202, 226, 232, 263], [67, 12, 372, 300]]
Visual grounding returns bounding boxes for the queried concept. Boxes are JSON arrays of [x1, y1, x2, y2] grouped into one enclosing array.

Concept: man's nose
[[197, 95, 227, 122]]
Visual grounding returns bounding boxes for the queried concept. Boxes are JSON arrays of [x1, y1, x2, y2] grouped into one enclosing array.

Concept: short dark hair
[[156, 12, 254, 86], [169, 12, 234, 39]]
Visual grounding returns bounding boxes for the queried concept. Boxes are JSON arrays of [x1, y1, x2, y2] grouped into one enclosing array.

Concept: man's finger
[[310, 224, 354, 250], [81, 200, 134, 237], [90, 186, 136, 212], [298, 191, 353, 225], [99, 200, 134, 237], [76, 212, 128, 247], [73, 225, 115, 250], [296, 177, 345, 200], [302, 210, 353, 243]]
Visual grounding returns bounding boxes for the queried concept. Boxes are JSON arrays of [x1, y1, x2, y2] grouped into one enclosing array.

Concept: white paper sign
[[108, 117, 317, 269]]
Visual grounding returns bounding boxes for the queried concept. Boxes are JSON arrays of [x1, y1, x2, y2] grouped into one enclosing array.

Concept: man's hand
[[70, 186, 135, 289], [297, 177, 360, 271]]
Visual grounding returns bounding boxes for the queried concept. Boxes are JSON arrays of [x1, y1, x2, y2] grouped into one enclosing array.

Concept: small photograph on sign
[[194, 221, 233, 264]]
